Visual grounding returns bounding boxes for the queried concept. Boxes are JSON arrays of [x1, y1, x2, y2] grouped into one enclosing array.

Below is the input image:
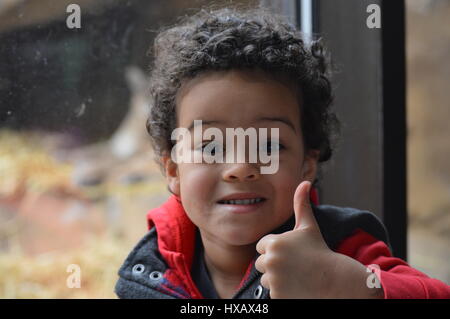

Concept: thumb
[[293, 181, 318, 231]]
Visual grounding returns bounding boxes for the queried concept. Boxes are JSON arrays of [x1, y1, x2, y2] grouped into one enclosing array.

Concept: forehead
[[175, 69, 301, 129]]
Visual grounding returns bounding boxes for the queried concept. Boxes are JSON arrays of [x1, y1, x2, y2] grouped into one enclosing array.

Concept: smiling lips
[[217, 193, 267, 213], [219, 198, 265, 205]]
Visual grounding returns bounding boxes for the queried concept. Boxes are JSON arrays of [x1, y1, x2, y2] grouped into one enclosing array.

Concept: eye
[[201, 141, 223, 156], [260, 140, 285, 154]]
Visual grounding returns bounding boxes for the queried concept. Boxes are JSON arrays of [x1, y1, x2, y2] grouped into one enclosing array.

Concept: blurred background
[[0, 0, 449, 298]]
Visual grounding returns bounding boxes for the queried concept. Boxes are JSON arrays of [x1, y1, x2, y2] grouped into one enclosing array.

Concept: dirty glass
[[0, 0, 254, 298]]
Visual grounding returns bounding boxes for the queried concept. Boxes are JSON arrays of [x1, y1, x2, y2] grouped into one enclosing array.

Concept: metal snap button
[[149, 271, 163, 281], [132, 264, 145, 275], [254, 285, 263, 299]]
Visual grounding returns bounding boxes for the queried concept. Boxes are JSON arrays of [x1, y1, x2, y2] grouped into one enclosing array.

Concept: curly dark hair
[[146, 5, 340, 184]]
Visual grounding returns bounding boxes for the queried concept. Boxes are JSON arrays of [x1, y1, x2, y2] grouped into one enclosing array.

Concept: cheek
[[271, 162, 303, 217], [179, 165, 215, 192], [178, 164, 218, 212], [275, 156, 302, 186]]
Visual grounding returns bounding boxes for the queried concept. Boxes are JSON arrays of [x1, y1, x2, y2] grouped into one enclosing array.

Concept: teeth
[[220, 198, 264, 205]]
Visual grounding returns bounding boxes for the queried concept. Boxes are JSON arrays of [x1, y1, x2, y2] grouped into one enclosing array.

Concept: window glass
[[0, 0, 254, 298], [406, 0, 450, 284]]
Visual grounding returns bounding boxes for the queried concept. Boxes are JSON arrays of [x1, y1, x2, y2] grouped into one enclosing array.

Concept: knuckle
[[264, 253, 283, 270], [260, 273, 270, 288], [270, 236, 293, 253], [255, 256, 264, 272], [266, 237, 285, 252]]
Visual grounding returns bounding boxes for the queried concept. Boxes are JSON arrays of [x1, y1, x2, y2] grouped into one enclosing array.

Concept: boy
[[115, 6, 450, 299]]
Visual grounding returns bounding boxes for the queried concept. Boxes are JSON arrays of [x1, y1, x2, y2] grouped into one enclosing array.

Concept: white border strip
[[300, 0, 313, 44]]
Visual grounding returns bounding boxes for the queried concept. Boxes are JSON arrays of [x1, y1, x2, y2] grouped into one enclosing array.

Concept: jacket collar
[[146, 195, 197, 272]]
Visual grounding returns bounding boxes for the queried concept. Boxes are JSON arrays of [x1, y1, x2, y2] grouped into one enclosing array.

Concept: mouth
[[217, 198, 266, 205], [216, 193, 267, 213]]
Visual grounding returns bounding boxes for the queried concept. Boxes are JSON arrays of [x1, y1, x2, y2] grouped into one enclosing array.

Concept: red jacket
[[115, 194, 450, 299]]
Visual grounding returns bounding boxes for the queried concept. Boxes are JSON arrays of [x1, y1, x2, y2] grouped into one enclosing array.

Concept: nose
[[222, 163, 260, 182]]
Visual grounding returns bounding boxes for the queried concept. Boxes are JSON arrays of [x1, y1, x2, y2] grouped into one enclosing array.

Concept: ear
[[162, 155, 180, 196], [301, 149, 320, 183]]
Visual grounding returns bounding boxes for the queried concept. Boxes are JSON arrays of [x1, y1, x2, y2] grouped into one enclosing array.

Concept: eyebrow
[[187, 117, 297, 133], [256, 116, 297, 133], [188, 120, 221, 131]]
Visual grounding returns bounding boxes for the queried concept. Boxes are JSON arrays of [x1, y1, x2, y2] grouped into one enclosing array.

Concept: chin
[[220, 228, 264, 246]]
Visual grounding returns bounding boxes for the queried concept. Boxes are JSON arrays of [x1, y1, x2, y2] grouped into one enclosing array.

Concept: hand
[[255, 181, 382, 298]]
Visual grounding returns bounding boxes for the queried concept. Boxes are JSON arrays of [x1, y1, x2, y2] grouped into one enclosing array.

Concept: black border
[[381, 0, 407, 260]]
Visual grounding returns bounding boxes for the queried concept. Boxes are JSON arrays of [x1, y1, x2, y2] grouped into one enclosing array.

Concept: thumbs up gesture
[[255, 181, 383, 298]]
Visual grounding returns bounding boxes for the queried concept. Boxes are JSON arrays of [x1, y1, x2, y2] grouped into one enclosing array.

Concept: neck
[[199, 230, 256, 289]]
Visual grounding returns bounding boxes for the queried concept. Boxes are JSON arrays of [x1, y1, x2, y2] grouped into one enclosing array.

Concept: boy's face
[[164, 69, 318, 246]]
